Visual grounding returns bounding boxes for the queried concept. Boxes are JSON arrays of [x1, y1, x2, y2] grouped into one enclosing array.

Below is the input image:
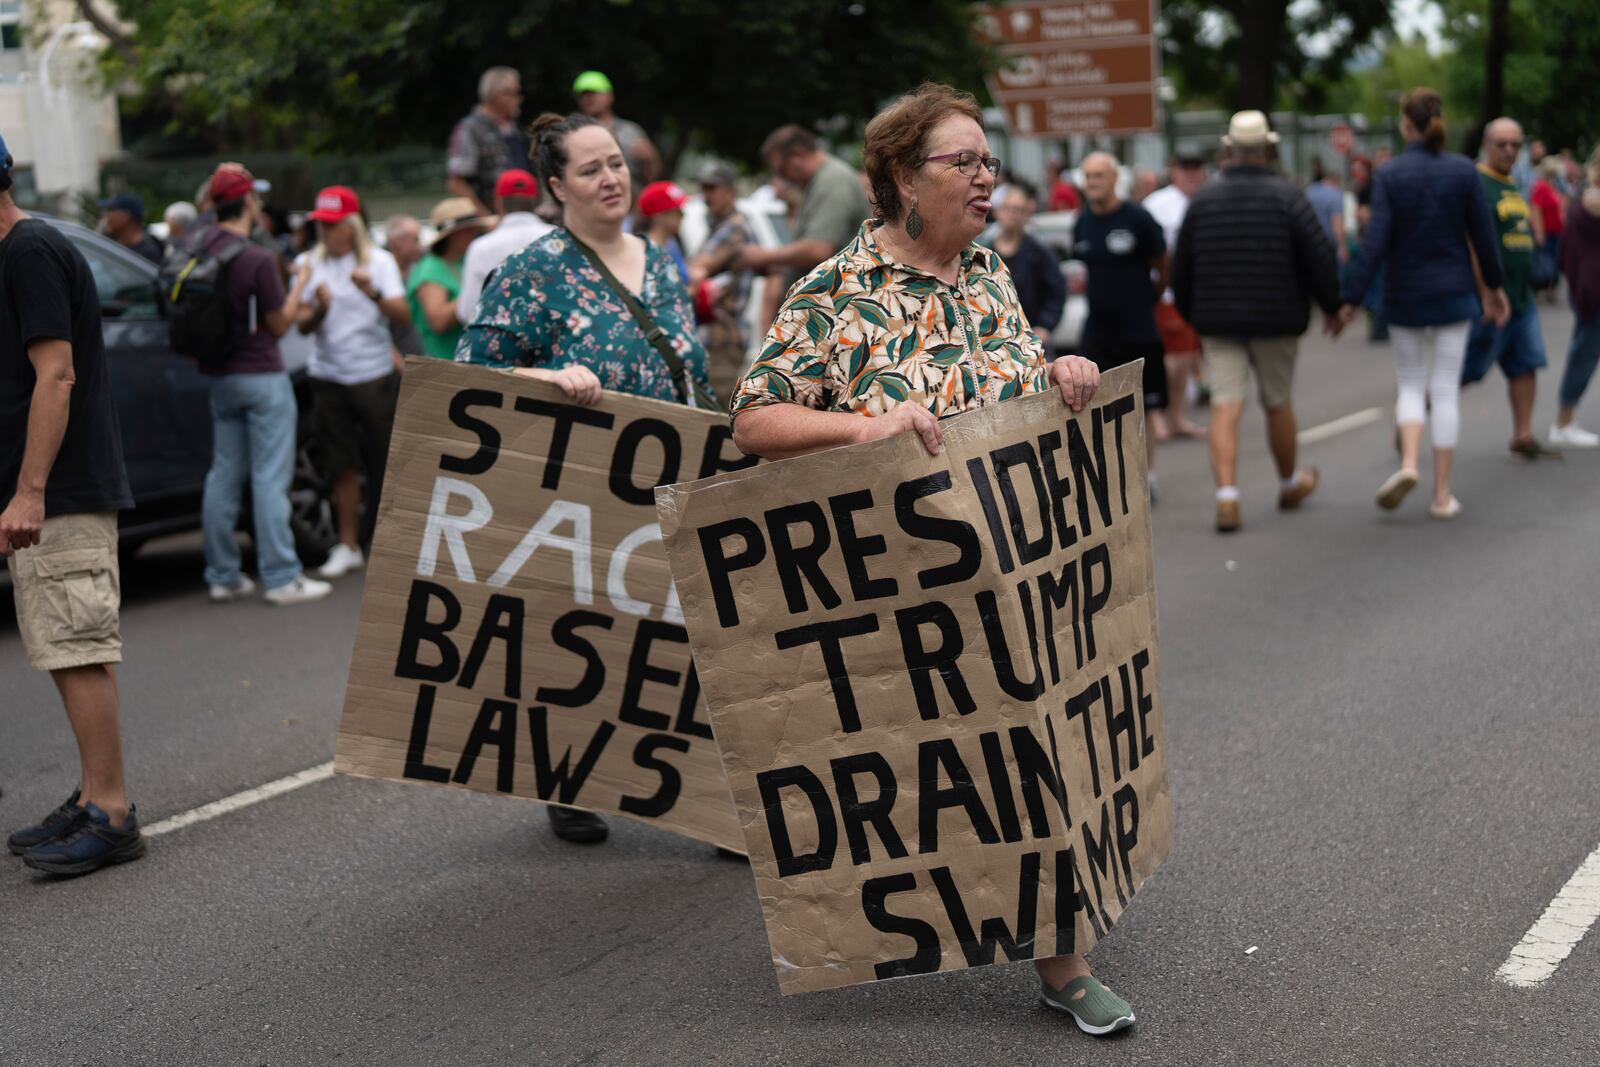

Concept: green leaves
[[109, 0, 995, 160]]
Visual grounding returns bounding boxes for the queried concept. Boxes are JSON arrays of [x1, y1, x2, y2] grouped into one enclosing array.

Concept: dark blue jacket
[[1341, 143, 1503, 308], [994, 231, 1067, 333]]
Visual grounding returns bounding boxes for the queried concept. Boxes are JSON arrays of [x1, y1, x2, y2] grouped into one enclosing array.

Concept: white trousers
[[1390, 321, 1471, 449]]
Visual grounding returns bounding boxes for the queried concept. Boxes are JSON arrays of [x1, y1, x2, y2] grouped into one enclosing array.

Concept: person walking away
[[457, 169, 553, 328], [572, 71, 661, 190], [638, 181, 690, 286], [740, 125, 871, 298], [729, 83, 1124, 1035], [0, 136, 144, 875], [1142, 153, 1208, 439], [1172, 111, 1338, 533], [297, 186, 410, 578], [407, 198, 494, 362], [196, 164, 332, 607], [99, 193, 165, 265], [1530, 156, 1567, 303], [458, 112, 714, 846], [687, 161, 756, 406], [1339, 89, 1510, 519], [1550, 150, 1600, 447], [1072, 151, 1166, 489], [1461, 117, 1560, 460], [446, 67, 528, 217], [985, 184, 1066, 351], [164, 201, 197, 246], [1304, 159, 1346, 262]]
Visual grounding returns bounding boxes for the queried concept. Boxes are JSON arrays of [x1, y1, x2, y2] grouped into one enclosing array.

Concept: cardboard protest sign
[[656, 364, 1171, 994], [336, 358, 750, 850]]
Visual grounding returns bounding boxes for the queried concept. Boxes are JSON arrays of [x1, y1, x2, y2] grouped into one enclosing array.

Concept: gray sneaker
[[1039, 975, 1136, 1035], [209, 575, 258, 603], [264, 574, 333, 606]]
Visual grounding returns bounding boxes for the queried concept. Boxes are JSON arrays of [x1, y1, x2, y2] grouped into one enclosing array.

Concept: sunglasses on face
[[924, 151, 1003, 178]]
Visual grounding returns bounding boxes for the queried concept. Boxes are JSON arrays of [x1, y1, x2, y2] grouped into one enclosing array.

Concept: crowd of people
[[5, 70, 1599, 1042]]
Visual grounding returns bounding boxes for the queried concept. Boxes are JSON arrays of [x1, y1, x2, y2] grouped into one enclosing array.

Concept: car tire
[[289, 442, 339, 569]]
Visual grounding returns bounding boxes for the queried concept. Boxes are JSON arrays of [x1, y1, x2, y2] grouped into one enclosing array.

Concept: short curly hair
[[863, 83, 984, 224]]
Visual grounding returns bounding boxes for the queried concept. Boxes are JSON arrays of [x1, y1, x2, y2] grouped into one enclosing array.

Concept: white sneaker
[[318, 544, 365, 579], [264, 574, 333, 606], [208, 575, 258, 603], [1548, 422, 1600, 448]]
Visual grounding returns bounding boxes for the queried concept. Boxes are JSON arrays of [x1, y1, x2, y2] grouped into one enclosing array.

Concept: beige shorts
[[1203, 335, 1300, 410], [7, 512, 122, 672]]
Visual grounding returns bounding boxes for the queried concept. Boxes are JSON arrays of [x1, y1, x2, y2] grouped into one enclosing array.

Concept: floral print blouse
[[730, 220, 1052, 420], [455, 228, 713, 405]]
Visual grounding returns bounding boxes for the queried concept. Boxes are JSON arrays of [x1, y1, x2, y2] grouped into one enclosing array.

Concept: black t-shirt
[[1072, 201, 1165, 345], [0, 219, 134, 516], [128, 232, 166, 265]]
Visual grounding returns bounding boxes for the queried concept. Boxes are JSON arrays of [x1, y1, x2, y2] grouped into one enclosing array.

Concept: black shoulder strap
[[567, 233, 716, 410]]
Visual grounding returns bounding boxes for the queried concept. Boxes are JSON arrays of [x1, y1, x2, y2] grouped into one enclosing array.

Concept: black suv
[[43, 216, 338, 562]]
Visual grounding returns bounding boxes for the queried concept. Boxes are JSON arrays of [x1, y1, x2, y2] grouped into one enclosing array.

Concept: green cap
[[572, 70, 613, 96]]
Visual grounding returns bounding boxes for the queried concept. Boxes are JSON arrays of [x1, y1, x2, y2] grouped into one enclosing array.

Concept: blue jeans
[[203, 372, 302, 590], [1559, 312, 1600, 412], [1463, 304, 1548, 384]]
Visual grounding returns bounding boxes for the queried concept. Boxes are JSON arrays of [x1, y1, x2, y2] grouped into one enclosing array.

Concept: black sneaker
[[7, 790, 82, 855], [23, 802, 145, 876], [546, 805, 608, 844]]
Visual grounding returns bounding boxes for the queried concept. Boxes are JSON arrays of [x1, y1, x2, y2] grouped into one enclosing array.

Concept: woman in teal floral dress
[[455, 111, 710, 846], [456, 112, 711, 409]]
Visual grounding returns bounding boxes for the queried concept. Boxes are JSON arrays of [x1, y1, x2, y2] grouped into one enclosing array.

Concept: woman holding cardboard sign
[[729, 84, 1124, 1034], [457, 111, 715, 844]]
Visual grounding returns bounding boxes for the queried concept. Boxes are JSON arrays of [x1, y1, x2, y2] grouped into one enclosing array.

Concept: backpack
[[157, 227, 249, 372]]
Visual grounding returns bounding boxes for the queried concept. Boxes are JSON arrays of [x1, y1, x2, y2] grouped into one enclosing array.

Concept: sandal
[[1376, 468, 1419, 510], [1430, 496, 1462, 520], [1039, 975, 1136, 1035]]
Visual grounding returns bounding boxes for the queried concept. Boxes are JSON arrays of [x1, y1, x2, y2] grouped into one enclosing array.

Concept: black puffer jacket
[[1172, 165, 1341, 337]]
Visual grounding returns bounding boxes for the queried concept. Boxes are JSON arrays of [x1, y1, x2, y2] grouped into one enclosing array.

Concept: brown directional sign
[[981, 0, 1160, 137]]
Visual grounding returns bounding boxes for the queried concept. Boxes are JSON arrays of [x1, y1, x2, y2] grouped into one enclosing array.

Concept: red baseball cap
[[495, 169, 540, 199], [208, 162, 257, 203], [638, 181, 687, 217], [308, 185, 361, 223]]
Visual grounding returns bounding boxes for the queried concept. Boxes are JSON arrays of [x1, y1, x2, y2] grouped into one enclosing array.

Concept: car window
[[59, 227, 162, 321]]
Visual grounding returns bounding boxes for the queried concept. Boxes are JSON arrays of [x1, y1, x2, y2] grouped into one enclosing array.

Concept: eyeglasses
[[1493, 139, 1523, 149], [924, 151, 1003, 178]]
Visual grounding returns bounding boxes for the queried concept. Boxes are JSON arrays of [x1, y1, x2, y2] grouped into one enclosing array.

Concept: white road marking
[[1297, 407, 1383, 445], [1496, 843, 1600, 988], [144, 762, 334, 838]]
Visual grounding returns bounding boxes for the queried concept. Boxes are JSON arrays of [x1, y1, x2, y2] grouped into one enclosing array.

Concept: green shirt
[[407, 253, 464, 360], [1478, 165, 1536, 312]]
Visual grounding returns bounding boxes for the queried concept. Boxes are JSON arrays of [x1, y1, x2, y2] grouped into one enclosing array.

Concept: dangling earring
[[905, 199, 924, 241]]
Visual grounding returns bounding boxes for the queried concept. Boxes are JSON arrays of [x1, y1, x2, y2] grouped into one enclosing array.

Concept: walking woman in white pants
[[1338, 89, 1509, 518]]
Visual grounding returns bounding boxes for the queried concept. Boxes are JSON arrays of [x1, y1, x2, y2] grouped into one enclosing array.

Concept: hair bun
[[528, 112, 566, 140]]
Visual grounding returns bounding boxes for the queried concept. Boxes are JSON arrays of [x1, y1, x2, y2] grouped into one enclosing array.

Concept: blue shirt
[[1304, 182, 1343, 247]]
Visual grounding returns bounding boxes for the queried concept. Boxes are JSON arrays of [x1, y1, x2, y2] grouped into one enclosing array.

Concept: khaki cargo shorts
[[7, 512, 122, 672], [1203, 335, 1300, 410]]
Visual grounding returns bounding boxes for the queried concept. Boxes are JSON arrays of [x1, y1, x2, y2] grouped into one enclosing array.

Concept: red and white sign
[[981, 0, 1160, 137]]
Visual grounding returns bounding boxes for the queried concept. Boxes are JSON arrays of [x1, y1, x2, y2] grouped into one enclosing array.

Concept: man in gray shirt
[[741, 125, 870, 289]]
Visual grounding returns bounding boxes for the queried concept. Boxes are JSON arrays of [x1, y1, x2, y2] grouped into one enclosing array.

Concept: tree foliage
[[1160, 0, 1391, 112], [1436, 0, 1600, 154], [103, 0, 994, 162]]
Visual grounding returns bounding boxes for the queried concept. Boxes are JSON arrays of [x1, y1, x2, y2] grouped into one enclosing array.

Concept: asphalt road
[[3, 305, 1598, 1067]]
